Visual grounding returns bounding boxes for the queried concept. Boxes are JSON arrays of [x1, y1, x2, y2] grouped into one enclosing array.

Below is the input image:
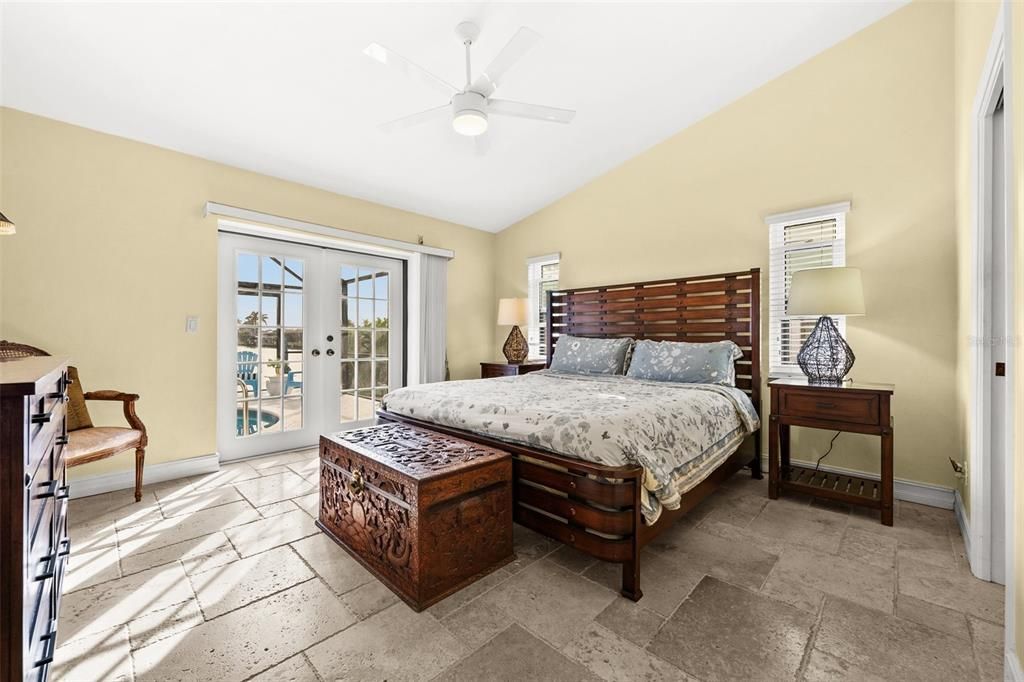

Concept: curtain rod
[[204, 202, 455, 259]]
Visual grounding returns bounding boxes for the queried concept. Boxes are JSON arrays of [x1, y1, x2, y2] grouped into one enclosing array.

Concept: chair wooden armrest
[[83, 390, 147, 444]]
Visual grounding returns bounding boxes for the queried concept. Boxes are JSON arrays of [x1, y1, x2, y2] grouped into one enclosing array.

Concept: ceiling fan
[[364, 21, 575, 138]]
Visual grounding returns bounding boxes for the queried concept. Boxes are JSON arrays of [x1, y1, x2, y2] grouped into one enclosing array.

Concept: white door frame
[[216, 221, 423, 461], [967, 0, 1016, 666]]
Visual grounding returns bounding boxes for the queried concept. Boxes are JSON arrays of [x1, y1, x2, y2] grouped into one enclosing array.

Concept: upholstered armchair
[[0, 341, 149, 501]]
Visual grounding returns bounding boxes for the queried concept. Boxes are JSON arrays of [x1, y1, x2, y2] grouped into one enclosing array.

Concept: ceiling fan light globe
[[452, 110, 488, 136]]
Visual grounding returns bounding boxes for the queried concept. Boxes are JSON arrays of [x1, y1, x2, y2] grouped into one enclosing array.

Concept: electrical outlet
[[185, 316, 200, 334]]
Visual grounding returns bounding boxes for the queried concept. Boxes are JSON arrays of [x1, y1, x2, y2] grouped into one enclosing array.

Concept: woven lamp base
[[502, 325, 528, 364], [797, 316, 855, 385]]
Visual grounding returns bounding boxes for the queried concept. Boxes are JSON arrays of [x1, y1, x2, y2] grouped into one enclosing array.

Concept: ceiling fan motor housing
[[451, 91, 488, 136]]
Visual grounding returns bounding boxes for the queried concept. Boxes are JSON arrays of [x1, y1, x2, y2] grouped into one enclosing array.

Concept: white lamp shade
[[788, 267, 865, 316], [497, 298, 529, 326]]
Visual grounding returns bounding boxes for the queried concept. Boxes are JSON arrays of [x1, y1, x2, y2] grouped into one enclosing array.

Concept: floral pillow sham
[[549, 335, 633, 375], [625, 339, 743, 386]]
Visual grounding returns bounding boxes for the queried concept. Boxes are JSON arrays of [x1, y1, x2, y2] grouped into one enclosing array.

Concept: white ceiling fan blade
[[488, 99, 575, 124], [470, 27, 541, 97], [363, 42, 458, 100], [379, 105, 449, 133]]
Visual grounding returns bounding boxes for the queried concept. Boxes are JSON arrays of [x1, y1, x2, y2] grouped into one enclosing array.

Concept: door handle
[[311, 349, 321, 357], [326, 348, 335, 357]]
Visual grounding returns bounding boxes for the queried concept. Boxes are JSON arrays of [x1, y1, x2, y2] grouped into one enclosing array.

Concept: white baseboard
[[955, 488, 971, 558], [69, 453, 220, 499], [1006, 649, 1024, 682], [761, 455, 955, 509]]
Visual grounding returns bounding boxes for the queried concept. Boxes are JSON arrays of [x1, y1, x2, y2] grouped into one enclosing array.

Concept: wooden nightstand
[[480, 361, 546, 379], [768, 377, 895, 525]]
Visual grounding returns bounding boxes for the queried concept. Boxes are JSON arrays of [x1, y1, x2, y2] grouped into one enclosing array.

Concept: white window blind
[[767, 204, 848, 376], [527, 253, 560, 359]]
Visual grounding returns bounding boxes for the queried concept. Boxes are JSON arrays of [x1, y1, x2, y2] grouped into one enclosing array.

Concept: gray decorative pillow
[[549, 335, 634, 375], [626, 339, 743, 386]]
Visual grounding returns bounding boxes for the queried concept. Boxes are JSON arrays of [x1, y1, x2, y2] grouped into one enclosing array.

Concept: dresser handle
[[816, 401, 837, 409], [58, 538, 71, 557], [56, 485, 70, 501], [35, 550, 58, 581], [31, 409, 54, 425], [56, 435, 69, 446], [37, 480, 59, 499], [35, 623, 58, 667]]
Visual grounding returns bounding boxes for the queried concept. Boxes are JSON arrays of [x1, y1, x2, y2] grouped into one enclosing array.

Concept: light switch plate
[[185, 316, 200, 334]]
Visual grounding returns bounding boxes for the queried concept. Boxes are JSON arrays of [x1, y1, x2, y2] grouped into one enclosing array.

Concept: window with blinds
[[767, 204, 848, 375], [527, 253, 560, 359]]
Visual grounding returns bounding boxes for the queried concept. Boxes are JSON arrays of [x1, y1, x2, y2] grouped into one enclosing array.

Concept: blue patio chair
[[285, 369, 302, 394], [237, 351, 259, 397]]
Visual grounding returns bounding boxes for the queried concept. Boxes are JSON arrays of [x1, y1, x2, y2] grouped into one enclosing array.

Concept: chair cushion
[[66, 366, 94, 432], [67, 427, 143, 464]]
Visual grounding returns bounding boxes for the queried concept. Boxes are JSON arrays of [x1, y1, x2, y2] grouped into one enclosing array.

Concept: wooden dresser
[[1, 357, 70, 682]]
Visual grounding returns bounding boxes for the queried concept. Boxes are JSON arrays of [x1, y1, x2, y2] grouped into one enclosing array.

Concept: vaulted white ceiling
[[1, 2, 904, 232]]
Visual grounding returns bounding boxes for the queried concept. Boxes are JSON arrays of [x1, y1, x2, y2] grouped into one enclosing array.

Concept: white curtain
[[418, 254, 448, 384]]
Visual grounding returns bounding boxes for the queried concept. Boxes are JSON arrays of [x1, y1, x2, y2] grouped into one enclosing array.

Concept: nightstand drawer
[[778, 389, 880, 426]]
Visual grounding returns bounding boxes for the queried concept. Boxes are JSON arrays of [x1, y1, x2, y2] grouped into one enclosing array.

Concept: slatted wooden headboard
[[545, 268, 761, 412]]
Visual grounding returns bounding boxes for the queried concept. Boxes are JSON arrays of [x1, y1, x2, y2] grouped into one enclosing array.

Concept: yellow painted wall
[[1009, 0, 1024, 663], [494, 2, 958, 487], [953, 0, 1002, 515], [0, 108, 496, 478]]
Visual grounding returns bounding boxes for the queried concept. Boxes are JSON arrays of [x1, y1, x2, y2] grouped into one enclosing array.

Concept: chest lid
[[323, 422, 509, 482]]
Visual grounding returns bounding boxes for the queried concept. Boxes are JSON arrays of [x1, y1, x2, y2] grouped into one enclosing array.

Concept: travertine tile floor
[[54, 449, 1004, 681]]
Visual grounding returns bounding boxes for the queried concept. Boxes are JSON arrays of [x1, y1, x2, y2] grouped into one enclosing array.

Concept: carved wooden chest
[[317, 422, 514, 611]]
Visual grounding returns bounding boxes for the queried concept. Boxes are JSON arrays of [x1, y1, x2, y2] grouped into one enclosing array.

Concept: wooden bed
[[379, 268, 762, 601]]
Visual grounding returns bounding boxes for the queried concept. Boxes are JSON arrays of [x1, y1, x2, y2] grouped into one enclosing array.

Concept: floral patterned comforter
[[381, 370, 760, 523]]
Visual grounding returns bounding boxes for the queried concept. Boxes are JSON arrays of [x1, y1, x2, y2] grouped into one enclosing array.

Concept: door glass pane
[[341, 392, 357, 421], [340, 330, 355, 358], [358, 300, 373, 327], [357, 389, 374, 419], [356, 330, 372, 358], [237, 328, 258, 352], [375, 272, 389, 299], [284, 259, 303, 289], [358, 268, 374, 298], [283, 293, 302, 327], [282, 397, 302, 431], [341, 362, 354, 391], [340, 266, 358, 297], [235, 251, 303, 439], [374, 331, 388, 357], [260, 294, 280, 326], [238, 254, 259, 288], [262, 256, 282, 289], [375, 361, 388, 387], [375, 299, 389, 329], [260, 330, 282, 362]]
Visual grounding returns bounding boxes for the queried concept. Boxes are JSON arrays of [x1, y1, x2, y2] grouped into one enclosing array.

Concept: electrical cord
[[813, 432, 842, 474]]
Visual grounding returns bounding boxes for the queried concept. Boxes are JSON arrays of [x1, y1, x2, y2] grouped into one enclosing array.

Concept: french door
[[217, 234, 404, 461]]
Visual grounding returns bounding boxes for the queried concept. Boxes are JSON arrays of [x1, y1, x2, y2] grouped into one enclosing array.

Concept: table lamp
[[497, 298, 529, 364], [787, 266, 865, 384]]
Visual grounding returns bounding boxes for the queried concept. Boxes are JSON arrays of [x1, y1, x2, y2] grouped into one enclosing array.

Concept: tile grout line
[[794, 594, 827, 680]]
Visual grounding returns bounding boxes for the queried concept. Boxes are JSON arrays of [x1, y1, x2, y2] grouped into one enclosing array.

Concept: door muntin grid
[[236, 253, 304, 437], [339, 265, 391, 423]]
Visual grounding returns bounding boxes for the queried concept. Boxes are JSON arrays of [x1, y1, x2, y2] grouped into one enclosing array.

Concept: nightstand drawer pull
[[816, 401, 836, 409]]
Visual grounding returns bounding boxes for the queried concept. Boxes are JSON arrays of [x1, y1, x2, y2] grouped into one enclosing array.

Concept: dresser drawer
[[778, 389, 880, 426], [26, 487, 55, 586], [26, 580, 56, 677], [28, 395, 66, 476]]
